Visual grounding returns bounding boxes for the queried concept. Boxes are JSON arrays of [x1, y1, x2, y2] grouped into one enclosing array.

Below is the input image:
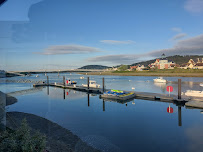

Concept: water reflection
[[153, 82, 167, 93], [178, 106, 182, 127], [0, 95, 6, 130], [103, 100, 105, 111], [2, 74, 203, 152]]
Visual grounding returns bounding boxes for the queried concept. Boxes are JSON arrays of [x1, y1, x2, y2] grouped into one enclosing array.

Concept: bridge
[[0, 79, 44, 84], [6, 71, 25, 77], [7, 69, 108, 74]]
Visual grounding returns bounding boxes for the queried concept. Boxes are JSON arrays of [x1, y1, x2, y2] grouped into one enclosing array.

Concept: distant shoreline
[[79, 71, 203, 77]]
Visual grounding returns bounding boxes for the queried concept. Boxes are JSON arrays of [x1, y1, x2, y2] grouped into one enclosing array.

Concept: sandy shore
[[6, 112, 100, 152], [80, 71, 203, 77]]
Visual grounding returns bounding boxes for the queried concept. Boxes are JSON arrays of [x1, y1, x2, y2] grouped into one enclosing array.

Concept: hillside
[[131, 55, 203, 66], [78, 65, 111, 69]]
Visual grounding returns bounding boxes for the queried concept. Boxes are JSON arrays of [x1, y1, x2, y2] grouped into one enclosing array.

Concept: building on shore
[[130, 66, 137, 71], [149, 58, 175, 69], [179, 58, 203, 69]]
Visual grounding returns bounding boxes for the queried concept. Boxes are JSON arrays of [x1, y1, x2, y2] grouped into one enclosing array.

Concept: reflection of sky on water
[[1, 73, 203, 151], [1, 73, 202, 96], [5, 84, 203, 152], [1, 73, 202, 94]]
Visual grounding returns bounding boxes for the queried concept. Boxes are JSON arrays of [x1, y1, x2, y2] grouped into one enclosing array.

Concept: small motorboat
[[66, 79, 77, 85], [36, 74, 39, 77], [80, 76, 85, 79], [153, 77, 167, 83], [101, 89, 136, 100], [82, 80, 100, 88], [200, 83, 203, 87], [184, 90, 203, 97]]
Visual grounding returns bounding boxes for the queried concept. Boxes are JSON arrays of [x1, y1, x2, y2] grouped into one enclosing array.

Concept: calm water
[[1, 73, 203, 152]]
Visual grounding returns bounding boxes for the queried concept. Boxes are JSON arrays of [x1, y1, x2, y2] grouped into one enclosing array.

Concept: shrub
[[0, 119, 46, 152]]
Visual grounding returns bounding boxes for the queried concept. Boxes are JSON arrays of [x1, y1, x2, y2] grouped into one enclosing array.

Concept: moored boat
[[184, 90, 203, 97], [153, 77, 167, 83], [82, 80, 100, 88], [101, 89, 136, 101]]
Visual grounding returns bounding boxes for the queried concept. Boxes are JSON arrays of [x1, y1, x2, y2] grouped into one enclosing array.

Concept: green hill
[[79, 65, 111, 69], [131, 55, 203, 66]]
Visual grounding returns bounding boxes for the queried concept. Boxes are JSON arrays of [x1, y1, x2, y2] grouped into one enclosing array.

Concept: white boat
[[200, 83, 203, 87], [184, 90, 203, 97], [82, 80, 100, 88], [36, 74, 39, 77], [80, 76, 85, 79], [153, 77, 167, 83]]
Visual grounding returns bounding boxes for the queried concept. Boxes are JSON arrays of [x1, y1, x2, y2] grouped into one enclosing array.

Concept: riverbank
[[6, 112, 100, 152], [81, 71, 203, 77], [0, 91, 99, 152], [0, 91, 18, 106]]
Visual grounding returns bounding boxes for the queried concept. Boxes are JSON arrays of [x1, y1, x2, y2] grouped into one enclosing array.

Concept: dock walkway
[[33, 82, 191, 103]]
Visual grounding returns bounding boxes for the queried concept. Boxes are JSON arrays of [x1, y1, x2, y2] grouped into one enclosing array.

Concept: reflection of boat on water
[[80, 76, 85, 79], [153, 77, 167, 83], [82, 80, 100, 88], [200, 83, 203, 87], [184, 90, 203, 97]]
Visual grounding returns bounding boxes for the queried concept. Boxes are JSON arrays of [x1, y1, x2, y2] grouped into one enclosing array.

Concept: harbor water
[[1, 73, 203, 152]]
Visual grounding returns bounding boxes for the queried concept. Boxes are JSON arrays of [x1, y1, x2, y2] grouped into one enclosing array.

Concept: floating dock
[[33, 77, 203, 109], [33, 82, 189, 103]]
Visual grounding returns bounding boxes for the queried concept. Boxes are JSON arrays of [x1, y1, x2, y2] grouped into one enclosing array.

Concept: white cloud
[[184, 0, 203, 13], [35, 44, 101, 55], [100, 40, 136, 44], [88, 34, 203, 64], [171, 33, 187, 40], [171, 27, 182, 32]]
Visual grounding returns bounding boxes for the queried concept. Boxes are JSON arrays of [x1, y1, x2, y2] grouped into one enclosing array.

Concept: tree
[[118, 65, 128, 71]]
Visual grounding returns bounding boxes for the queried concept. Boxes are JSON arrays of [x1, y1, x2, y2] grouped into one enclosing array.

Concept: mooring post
[[87, 77, 89, 90], [63, 76, 65, 86], [178, 79, 181, 99], [102, 77, 105, 93], [178, 106, 182, 126]]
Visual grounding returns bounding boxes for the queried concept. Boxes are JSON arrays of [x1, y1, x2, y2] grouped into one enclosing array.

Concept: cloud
[[88, 34, 203, 64], [35, 44, 101, 55], [88, 54, 141, 64], [184, 0, 203, 13], [100, 40, 136, 44], [171, 27, 182, 32], [171, 33, 187, 40], [145, 34, 203, 57]]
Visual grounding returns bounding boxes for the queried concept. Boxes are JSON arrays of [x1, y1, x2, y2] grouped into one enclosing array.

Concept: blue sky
[[0, 0, 203, 70]]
